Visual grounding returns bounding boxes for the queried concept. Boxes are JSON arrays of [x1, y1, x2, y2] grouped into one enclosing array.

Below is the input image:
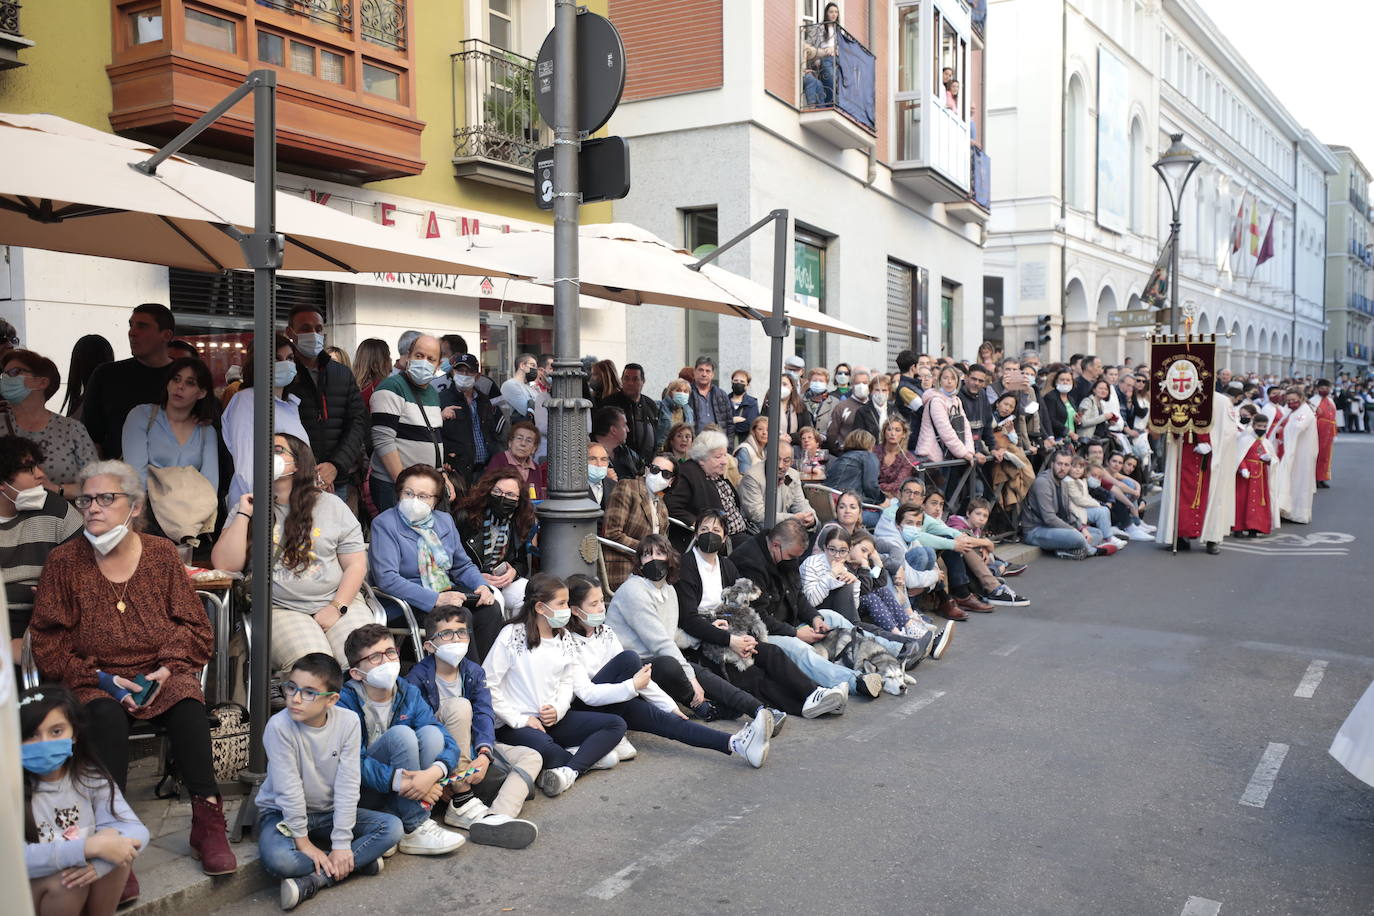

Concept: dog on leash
[[811, 627, 915, 696], [697, 579, 770, 673]]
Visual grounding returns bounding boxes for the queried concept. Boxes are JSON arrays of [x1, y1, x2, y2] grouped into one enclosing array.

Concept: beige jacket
[[738, 463, 810, 528]]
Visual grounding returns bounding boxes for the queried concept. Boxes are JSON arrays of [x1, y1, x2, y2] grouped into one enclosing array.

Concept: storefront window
[[794, 230, 828, 367], [480, 302, 554, 385], [683, 207, 719, 366]]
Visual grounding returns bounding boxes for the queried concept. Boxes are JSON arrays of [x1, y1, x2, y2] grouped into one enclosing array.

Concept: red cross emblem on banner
[[1171, 371, 1191, 393]]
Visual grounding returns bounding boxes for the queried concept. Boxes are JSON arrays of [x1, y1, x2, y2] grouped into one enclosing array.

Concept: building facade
[[0, 0, 621, 399], [984, 0, 1335, 378], [1324, 147, 1374, 374], [605, 0, 990, 394]]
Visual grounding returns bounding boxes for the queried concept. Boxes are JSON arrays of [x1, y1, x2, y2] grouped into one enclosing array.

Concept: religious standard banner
[[1148, 338, 1216, 435]]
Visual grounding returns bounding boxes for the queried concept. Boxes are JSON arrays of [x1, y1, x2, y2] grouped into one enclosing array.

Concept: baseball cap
[[452, 353, 479, 373]]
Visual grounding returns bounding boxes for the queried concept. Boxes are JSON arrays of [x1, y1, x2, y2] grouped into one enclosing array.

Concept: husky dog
[[697, 579, 769, 672], [812, 627, 915, 696]]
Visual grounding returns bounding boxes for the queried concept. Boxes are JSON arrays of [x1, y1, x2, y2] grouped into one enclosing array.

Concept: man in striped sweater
[[0, 437, 82, 662], [369, 334, 447, 512]]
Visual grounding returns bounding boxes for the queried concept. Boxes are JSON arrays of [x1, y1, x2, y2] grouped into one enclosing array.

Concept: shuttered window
[[168, 268, 328, 329], [886, 258, 929, 367]]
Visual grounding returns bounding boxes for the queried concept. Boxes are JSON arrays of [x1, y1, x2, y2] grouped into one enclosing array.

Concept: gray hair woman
[[665, 427, 750, 551]]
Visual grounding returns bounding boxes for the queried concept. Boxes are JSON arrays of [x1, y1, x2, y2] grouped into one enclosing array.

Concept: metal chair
[[594, 536, 636, 598], [360, 580, 426, 662], [20, 629, 39, 690]]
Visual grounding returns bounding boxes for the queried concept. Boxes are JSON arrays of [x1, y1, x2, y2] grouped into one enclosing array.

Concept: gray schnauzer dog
[[812, 627, 915, 696], [697, 579, 770, 672]]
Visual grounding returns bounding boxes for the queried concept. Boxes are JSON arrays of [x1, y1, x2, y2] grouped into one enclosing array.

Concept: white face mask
[[646, 472, 672, 494], [780, 385, 793, 399], [852, 382, 870, 401], [272, 454, 290, 480], [273, 359, 298, 389], [84, 506, 135, 556], [453, 373, 476, 391], [5, 482, 46, 512], [435, 642, 468, 667], [361, 660, 400, 690], [398, 497, 432, 525], [294, 332, 325, 359], [1056, 383, 1072, 394], [872, 390, 888, 408]]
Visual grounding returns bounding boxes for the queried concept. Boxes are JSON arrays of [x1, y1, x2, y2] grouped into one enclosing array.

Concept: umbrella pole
[[539, 1, 600, 577], [689, 210, 791, 530]]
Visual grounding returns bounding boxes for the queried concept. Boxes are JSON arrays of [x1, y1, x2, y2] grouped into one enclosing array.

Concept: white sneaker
[[1111, 527, 1129, 538], [728, 708, 772, 768], [1108, 536, 1129, 550], [468, 813, 538, 849], [1124, 524, 1153, 542], [567, 746, 619, 770], [802, 685, 846, 718], [398, 818, 466, 856], [613, 737, 637, 761], [443, 796, 489, 830], [538, 765, 577, 798]]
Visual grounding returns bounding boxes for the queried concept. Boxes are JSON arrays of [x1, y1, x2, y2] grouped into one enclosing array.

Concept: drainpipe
[[1291, 139, 1298, 377], [1059, 0, 1068, 362], [862, 0, 877, 188]]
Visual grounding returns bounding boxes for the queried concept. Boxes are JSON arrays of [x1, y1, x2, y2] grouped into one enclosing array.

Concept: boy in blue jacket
[[404, 607, 542, 849], [338, 624, 466, 857]]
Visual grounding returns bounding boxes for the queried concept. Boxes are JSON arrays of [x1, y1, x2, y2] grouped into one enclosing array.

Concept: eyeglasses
[[824, 545, 851, 558], [1, 367, 34, 378], [400, 488, 439, 504], [74, 492, 130, 510], [0, 335, 18, 346], [646, 466, 675, 479], [355, 647, 399, 668], [490, 488, 520, 500], [283, 681, 337, 702], [430, 627, 470, 644]]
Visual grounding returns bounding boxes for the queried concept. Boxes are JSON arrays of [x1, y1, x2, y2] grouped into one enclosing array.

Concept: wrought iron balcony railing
[[252, 1, 406, 51], [1, 0, 20, 36], [451, 39, 549, 171], [255, 0, 351, 34]]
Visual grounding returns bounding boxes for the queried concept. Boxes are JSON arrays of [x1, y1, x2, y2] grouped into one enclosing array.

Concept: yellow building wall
[[0, 0, 114, 131]]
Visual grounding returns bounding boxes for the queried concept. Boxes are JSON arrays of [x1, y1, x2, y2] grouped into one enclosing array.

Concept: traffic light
[[1037, 315, 1052, 347]]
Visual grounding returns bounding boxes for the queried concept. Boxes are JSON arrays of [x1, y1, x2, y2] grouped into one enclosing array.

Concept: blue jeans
[[257, 807, 403, 879], [497, 710, 627, 775], [1023, 525, 1090, 553], [767, 610, 902, 695], [360, 724, 448, 832], [904, 544, 938, 571], [816, 609, 903, 656], [1084, 506, 1111, 544]]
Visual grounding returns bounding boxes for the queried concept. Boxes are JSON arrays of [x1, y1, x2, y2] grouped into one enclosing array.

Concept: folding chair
[[359, 580, 425, 663], [594, 536, 636, 599]]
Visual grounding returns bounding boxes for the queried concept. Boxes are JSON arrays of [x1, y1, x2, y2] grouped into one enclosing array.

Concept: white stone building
[[1324, 147, 1374, 375]]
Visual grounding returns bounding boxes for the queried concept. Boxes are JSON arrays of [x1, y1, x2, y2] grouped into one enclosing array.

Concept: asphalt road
[[217, 440, 1374, 916]]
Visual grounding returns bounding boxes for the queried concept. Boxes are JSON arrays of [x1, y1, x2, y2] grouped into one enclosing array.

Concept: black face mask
[[730, 381, 746, 396], [488, 493, 519, 518], [696, 531, 724, 554], [588, 379, 603, 396], [524, 367, 538, 382], [641, 559, 668, 582], [1239, 416, 1251, 425]]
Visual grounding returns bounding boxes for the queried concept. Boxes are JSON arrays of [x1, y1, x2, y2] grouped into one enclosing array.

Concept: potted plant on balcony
[[482, 53, 542, 166]]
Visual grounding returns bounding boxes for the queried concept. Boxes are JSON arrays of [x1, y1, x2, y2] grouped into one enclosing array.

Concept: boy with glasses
[[257, 653, 403, 910], [404, 608, 542, 848], [338, 625, 466, 857]]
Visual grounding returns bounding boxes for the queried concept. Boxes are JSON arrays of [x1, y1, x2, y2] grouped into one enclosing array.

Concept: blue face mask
[[438, 358, 452, 375], [587, 463, 608, 483], [671, 392, 690, 407], [273, 359, 297, 389], [407, 360, 436, 386], [900, 524, 922, 544], [0, 374, 33, 405], [22, 738, 73, 776], [809, 380, 827, 395]]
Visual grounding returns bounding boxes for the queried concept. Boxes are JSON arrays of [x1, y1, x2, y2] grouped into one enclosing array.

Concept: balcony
[[0, 1, 33, 70], [797, 23, 876, 151], [1347, 341, 1370, 361], [890, 0, 974, 203], [451, 39, 550, 192], [1350, 293, 1374, 316], [107, 0, 422, 180], [946, 146, 991, 224]]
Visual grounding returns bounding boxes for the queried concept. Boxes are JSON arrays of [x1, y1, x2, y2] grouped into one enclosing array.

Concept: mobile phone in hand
[[130, 674, 161, 708], [491, 562, 511, 577]]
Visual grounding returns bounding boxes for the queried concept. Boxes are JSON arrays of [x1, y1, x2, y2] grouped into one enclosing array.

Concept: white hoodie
[[482, 622, 638, 728]]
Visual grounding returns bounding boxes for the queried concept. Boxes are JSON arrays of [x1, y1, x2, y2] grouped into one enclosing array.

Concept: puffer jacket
[[283, 351, 369, 483]]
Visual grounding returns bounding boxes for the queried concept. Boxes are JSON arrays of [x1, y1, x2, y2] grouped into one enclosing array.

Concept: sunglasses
[[646, 466, 676, 479]]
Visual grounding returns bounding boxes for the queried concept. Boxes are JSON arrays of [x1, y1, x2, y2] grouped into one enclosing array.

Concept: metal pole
[[538, 0, 600, 578], [762, 210, 789, 530], [1169, 213, 1181, 336]]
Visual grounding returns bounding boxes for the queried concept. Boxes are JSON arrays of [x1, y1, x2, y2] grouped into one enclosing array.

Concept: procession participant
[[1233, 413, 1277, 538], [1272, 389, 1318, 524], [1311, 379, 1338, 488], [1155, 381, 1240, 555], [1260, 386, 1285, 430]]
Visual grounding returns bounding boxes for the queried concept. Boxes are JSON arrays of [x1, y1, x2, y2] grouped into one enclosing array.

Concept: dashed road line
[[1180, 896, 1222, 916], [1293, 660, 1328, 698], [585, 805, 758, 899], [850, 689, 946, 743], [1239, 742, 1289, 808], [991, 641, 1024, 657]]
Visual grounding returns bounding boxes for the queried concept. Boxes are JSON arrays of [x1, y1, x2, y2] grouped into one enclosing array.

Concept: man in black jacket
[[956, 364, 1003, 510], [731, 520, 881, 701], [600, 363, 658, 461], [591, 405, 643, 482], [688, 356, 735, 447], [284, 305, 368, 502], [440, 353, 502, 487]]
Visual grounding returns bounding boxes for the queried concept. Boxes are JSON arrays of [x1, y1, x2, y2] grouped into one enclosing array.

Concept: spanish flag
[[1249, 198, 1260, 256]]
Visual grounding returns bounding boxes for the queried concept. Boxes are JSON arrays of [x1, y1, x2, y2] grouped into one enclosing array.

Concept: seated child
[[403, 607, 543, 849], [946, 498, 1030, 607], [257, 653, 403, 910], [338, 624, 467, 857], [23, 686, 148, 916]]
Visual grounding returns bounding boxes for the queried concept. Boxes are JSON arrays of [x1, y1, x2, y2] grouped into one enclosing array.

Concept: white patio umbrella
[[0, 112, 523, 277]]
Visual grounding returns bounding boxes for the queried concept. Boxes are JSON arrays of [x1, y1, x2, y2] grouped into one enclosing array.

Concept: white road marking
[[1180, 896, 1222, 916], [1293, 660, 1328, 698], [991, 641, 1024, 657], [1239, 742, 1289, 808], [1220, 544, 1349, 556], [585, 805, 758, 900], [850, 689, 946, 742]]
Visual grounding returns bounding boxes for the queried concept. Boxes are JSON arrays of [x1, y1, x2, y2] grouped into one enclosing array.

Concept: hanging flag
[[1143, 231, 1175, 307], [1231, 195, 1246, 254], [1249, 198, 1260, 256], [1256, 211, 1275, 267]]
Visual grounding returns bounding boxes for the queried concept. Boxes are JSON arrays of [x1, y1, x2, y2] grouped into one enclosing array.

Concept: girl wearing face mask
[[565, 574, 772, 767], [914, 366, 975, 468], [31, 461, 237, 884], [453, 467, 534, 611], [656, 379, 695, 449], [368, 465, 503, 662], [482, 574, 630, 798], [727, 370, 759, 444], [0, 348, 98, 500], [764, 375, 812, 438], [1038, 367, 1080, 449], [222, 335, 310, 512], [601, 457, 674, 590], [213, 434, 372, 677], [21, 686, 150, 916]]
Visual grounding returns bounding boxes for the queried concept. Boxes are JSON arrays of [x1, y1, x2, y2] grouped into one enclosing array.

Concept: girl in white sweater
[[566, 575, 770, 768], [481, 573, 631, 798]]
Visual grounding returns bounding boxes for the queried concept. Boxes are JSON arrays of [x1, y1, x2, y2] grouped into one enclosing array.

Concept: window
[[794, 228, 829, 367], [894, 1, 921, 162], [320, 49, 346, 84], [128, 8, 163, 44], [258, 32, 284, 66], [1067, 75, 1087, 209], [887, 259, 927, 365], [185, 8, 237, 54], [683, 208, 720, 365], [1129, 118, 1145, 232], [363, 62, 401, 100], [290, 41, 316, 76], [940, 281, 957, 358], [488, 0, 515, 51]]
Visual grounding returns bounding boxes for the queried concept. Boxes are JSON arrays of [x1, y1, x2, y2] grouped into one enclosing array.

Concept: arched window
[[1129, 117, 1145, 233], [1067, 75, 1087, 210]]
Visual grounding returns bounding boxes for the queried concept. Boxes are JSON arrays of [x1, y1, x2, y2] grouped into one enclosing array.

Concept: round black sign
[[534, 11, 627, 136]]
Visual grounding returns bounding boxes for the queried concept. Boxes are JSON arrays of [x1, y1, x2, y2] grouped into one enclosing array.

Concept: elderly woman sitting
[[368, 464, 501, 661], [31, 460, 237, 881], [664, 428, 750, 552]]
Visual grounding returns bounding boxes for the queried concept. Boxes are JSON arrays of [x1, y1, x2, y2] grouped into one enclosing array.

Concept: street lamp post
[[1152, 133, 1202, 336]]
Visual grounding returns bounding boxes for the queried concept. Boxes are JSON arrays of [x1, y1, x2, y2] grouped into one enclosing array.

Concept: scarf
[[481, 514, 511, 571], [407, 513, 452, 593]]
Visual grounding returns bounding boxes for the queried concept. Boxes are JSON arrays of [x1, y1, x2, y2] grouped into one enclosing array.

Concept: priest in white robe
[[1271, 389, 1318, 524]]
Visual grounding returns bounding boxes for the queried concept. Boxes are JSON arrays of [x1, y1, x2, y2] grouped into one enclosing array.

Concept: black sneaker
[[998, 560, 1028, 577], [1054, 547, 1091, 560], [355, 857, 385, 878], [985, 584, 1030, 607], [691, 700, 719, 721], [281, 873, 329, 911], [767, 708, 787, 737], [930, 622, 955, 659]]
